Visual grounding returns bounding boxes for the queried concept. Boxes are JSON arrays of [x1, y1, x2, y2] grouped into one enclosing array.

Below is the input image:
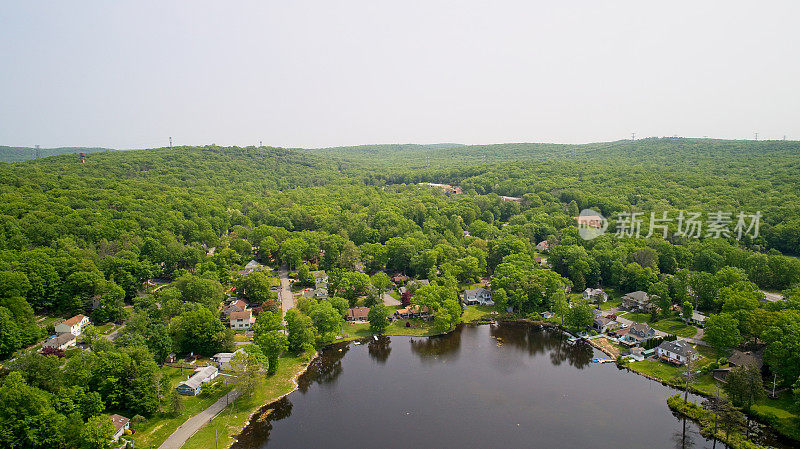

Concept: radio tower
[[169, 136, 173, 150], [35, 145, 40, 159], [754, 132, 758, 141], [631, 132, 636, 140]]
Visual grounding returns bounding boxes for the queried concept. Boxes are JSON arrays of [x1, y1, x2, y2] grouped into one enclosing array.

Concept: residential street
[[279, 264, 293, 323], [158, 389, 240, 449]]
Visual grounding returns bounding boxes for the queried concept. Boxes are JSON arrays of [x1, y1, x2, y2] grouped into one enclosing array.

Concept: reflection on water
[[489, 322, 593, 369], [367, 335, 391, 363], [232, 323, 788, 449], [297, 342, 348, 393]]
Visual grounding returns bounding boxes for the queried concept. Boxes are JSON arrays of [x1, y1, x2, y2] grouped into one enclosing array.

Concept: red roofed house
[[109, 414, 130, 442], [224, 300, 247, 317], [55, 315, 90, 336], [346, 307, 370, 322], [574, 215, 605, 229]]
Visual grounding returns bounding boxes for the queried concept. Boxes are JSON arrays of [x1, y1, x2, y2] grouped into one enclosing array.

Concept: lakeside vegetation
[[0, 138, 799, 447]]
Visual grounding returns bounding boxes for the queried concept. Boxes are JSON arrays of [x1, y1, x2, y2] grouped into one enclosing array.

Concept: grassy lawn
[[627, 359, 717, 395], [338, 318, 440, 341], [37, 316, 60, 328], [462, 305, 494, 322], [599, 297, 622, 310], [233, 333, 251, 342], [649, 319, 697, 338], [751, 393, 800, 441], [388, 291, 400, 300], [93, 323, 115, 334], [132, 366, 234, 449], [182, 355, 311, 449], [623, 312, 652, 323]]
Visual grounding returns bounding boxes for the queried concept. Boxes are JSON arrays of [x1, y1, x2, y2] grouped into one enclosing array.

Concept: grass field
[[461, 305, 494, 322], [182, 355, 311, 449], [649, 319, 697, 338], [627, 359, 717, 395]]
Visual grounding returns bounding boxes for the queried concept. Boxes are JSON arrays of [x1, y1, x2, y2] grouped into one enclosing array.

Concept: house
[[238, 259, 262, 275], [542, 311, 554, 319], [391, 274, 409, 284], [407, 279, 430, 289], [42, 333, 77, 351], [223, 299, 248, 317], [463, 287, 493, 306], [229, 309, 255, 330], [620, 323, 656, 346], [346, 307, 370, 321], [535, 241, 549, 252], [574, 215, 605, 229], [166, 353, 177, 363], [685, 310, 708, 328], [713, 350, 764, 382], [394, 305, 432, 319], [621, 291, 653, 312], [211, 348, 244, 371], [534, 256, 549, 267], [593, 316, 616, 333], [109, 414, 130, 442], [500, 195, 522, 203], [54, 315, 90, 336], [312, 270, 328, 285], [657, 340, 700, 366], [314, 287, 328, 299], [583, 288, 608, 303], [176, 365, 219, 395]]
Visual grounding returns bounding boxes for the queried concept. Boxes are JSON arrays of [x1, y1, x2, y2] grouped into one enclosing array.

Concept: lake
[[232, 323, 778, 449]]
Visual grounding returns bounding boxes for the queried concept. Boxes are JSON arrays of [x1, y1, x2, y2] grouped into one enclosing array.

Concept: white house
[[229, 309, 255, 330], [54, 315, 90, 336], [176, 365, 219, 395], [211, 348, 244, 371], [582, 288, 608, 303], [109, 414, 130, 442], [657, 340, 700, 366], [686, 310, 708, 328], [464, 287, 493, 306], [42, 333, 77, 351]]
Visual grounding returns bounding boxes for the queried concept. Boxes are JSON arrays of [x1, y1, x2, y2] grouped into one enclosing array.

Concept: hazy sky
[[2, 1, 798, 149]]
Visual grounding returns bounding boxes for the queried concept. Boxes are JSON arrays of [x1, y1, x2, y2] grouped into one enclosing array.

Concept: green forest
[[1, 138, 800, 448]]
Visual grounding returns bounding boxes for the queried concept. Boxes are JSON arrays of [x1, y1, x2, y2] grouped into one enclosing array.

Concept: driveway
[[158, 389, 240, 449], [382, 292, 401, 307]]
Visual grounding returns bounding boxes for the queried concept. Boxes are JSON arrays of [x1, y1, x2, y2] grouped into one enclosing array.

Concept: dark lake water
[[232, 323, 783, 449]]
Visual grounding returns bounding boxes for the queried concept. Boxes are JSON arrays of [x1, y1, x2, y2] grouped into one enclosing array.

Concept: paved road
[[103, 324, 125, 342], [279, 264, 293, 323], [158, 389, 240, 449], [382, 292, 401, 307]]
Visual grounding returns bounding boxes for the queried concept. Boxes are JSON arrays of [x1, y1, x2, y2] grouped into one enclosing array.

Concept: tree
[[297, 264, 314, 286], [173, 274, 225, 310], [681, 301, 693, 322], [564, 300, 594, 330], [309, 300, 344, 344], [168, 389, 184, 416], [254, 311, 288, 375], [0, 307, 21, 358], [703, 313, 742, 351], [285, 309, 314, 353], [229, 349, 265, 396], [0, 372, 67, 449], [371, 272, 391, 296], [234, 271, 277, 304], [79, 414, 115, 449], [368, 303, 390, 334], [724, 365, 765, 412], [170, 308, 234, 356]]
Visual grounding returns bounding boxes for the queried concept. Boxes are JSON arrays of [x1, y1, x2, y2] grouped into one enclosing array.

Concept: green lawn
[[622, 312, 651, 322], [627, 359, 717, 395], [649, 319, 697, 338], [182, 355, 311, 449], [233, 333, 251, 342], [462, 305, 494, 322], [37, 316, 60, 328], [750, 393, 800, 441], [599, 297, 622, 310], [132, 366, 234, 449]]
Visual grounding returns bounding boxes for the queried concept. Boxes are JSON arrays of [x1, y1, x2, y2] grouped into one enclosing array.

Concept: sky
[[1, 1, 799, 149]]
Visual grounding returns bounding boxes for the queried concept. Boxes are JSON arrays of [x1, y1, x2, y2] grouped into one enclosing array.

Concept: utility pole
[[169, 136, 173, 150], [754, 132, 758, 141], [35, 145, 40, 159], [631, 132, 636, 140]]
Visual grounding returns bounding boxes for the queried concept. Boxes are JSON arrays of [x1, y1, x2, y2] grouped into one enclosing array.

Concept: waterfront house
[[176, 365, 219, 396], [395, 305, 432, 319], [713, 349, 763, 382], [463, 287, 493, 306], [109, 414, 130, 442], [346, 306, 370, 322], [620, 323, 656, 346], [229, 309, 255, 330], [55, 315, 90, 336], [593, 316, 616, 333], [621, 291, 653, 312], [657, 340, 699, 366], [583, 288, 608, 303], [42, 333, 77, 351]]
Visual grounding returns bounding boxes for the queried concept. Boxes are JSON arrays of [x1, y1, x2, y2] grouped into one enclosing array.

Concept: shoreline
[[224, 318, 797, 448]]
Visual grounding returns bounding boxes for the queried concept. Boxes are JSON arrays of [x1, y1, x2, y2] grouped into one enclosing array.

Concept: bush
[[718, 357, 728, 366]]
